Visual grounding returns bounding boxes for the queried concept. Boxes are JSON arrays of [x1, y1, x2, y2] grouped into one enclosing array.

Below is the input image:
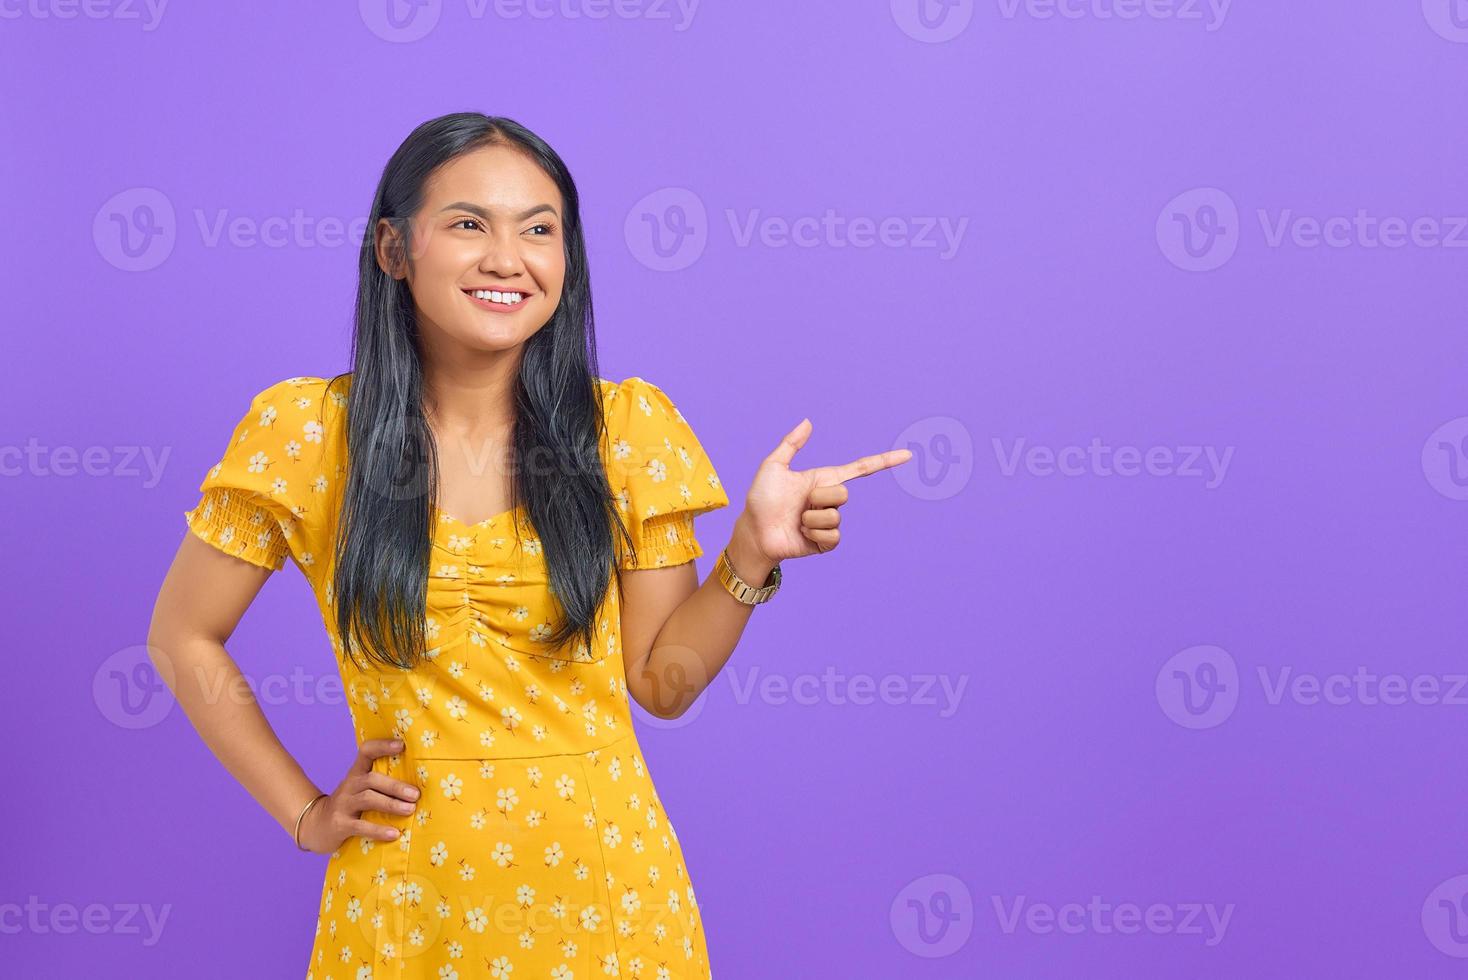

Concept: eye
[[526, 222, 555, 236], [453, 218, 481, 231]]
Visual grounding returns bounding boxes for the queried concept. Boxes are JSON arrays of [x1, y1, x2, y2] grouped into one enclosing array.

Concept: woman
[[148, 112, 911, 979]]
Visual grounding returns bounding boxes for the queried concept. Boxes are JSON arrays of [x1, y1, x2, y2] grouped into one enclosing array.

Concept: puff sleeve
[[605, 376, 730, 569], [182, 378, 315, 571]]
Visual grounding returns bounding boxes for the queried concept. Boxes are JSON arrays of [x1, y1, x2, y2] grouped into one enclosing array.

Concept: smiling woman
[[148, 110, 910, 980]]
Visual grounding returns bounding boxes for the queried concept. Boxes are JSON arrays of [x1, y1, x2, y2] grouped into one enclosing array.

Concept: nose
[[478, 226, 526, 280]]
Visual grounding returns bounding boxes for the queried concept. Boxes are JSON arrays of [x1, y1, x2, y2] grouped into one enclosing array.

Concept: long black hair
[[324, 112, 636, 671]]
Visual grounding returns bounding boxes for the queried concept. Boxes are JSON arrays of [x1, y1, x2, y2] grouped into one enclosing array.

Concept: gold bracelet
[[294, 792, 328, 851]]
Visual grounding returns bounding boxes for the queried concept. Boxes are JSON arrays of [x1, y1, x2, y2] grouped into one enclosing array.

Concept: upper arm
[[617, 561, 700, 672], [602, 375, 730, 672], [150, 529, 275, 646], [151, 375, 328, 646]]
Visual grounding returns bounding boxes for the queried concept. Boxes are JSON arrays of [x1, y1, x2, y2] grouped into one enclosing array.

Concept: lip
[[462, 287, 532, 313]]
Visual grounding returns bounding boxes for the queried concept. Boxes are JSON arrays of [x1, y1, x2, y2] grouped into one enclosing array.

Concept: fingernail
[[407, 788, 420, 799]]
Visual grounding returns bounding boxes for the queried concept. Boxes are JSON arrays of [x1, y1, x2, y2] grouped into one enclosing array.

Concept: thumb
[[768, 417, 812, 467]]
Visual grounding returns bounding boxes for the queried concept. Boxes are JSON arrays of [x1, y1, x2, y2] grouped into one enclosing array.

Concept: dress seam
[[578, 751, 627, 974]]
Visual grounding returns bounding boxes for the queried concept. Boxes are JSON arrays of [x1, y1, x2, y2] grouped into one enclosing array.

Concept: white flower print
[[262, 375, 718, 977], [496, 786, 519, 817]]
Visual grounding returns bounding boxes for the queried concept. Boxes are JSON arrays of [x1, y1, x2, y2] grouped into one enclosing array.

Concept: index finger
[[354, 738, 404, 772], [815, 448, 913, 486]]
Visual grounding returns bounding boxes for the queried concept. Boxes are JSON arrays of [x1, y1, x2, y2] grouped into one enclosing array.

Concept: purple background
[[6, 1, 1468, 976]]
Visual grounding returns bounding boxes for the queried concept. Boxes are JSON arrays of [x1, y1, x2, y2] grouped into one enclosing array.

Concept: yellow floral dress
[[183, 373, 730, 980]]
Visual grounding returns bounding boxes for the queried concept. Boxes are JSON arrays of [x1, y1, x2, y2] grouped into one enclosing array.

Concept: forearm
[[147, 632, 322, 839], [638, 512, 777, 716]]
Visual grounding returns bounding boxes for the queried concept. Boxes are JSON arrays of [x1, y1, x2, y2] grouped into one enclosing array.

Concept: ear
[[375, 217, 407, 280]]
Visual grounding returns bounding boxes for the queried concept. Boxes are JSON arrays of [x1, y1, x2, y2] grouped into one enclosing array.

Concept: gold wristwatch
[[715, 547, 782, 605]]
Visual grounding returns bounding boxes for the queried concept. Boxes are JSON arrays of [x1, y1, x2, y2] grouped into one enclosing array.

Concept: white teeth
[[471, 290, 523, 304]]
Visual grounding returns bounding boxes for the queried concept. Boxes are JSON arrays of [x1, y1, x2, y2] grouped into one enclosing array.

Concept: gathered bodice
[[182, 372, 731, 763]]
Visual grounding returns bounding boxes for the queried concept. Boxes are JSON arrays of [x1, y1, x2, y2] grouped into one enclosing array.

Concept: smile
[[463, 288, 530, 312]]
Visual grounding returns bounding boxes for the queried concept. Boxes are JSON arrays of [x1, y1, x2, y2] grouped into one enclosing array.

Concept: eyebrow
[[439, 201, 560, 221]]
